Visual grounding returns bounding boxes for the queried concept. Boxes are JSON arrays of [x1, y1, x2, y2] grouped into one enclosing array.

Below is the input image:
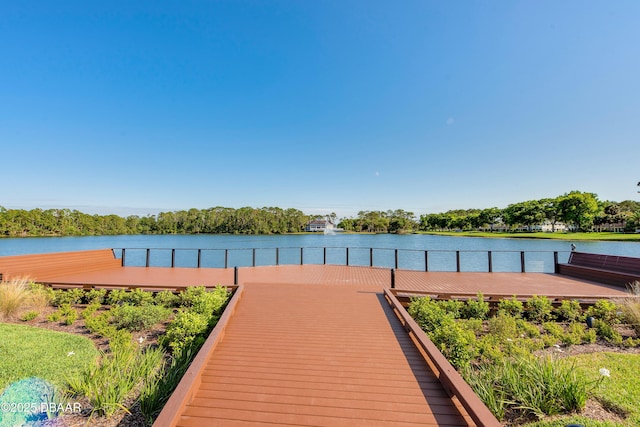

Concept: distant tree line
[[0, 206, 310, 237], [338, 191, 640, 234], [1, 191, 639, 237]]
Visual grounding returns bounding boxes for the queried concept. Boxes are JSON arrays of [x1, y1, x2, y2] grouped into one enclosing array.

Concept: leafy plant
[[83, 288, 107, 305], [106, 288, 154, 306], [497, 296, 524, 318], [67, 331, 164, 417], [594, 319, 623, 344], [20, 310, 39, 321], [139, 346, 197, 423], [587, 299, 621, 326], [525, 295, 554, 323], [154, 290, 180, 308], [110, 304, 171, 332], [460, 293, 490, 320], [160, 310, 210, 355], [555, 300, 582, 323], [466, 355, 593, 420], [51, 288, 84, 307]]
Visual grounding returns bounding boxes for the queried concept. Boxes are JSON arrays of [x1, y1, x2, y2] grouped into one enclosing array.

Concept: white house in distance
[[305, 219, 340, 232]]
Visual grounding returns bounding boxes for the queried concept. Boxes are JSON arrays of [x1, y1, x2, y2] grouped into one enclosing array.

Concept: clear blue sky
[[2, 1, 639, 219]]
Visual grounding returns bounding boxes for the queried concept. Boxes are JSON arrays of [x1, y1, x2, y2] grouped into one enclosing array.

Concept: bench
[[557, 251, 640, 288], [0, 249, 121, 283]]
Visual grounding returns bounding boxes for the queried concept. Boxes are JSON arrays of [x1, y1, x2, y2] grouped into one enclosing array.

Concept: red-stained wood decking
[[161, 282, 477, 427]]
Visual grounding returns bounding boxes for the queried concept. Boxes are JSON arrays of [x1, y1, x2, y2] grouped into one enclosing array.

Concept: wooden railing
[[384, 288, 502, 427], [153, 284, 245, 427]]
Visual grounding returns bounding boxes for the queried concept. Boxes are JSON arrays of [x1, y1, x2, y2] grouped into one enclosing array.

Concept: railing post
[[252, 248, 256, 267], [370, 248, 373, 267], [553, 251, 559, 273], [424, 250, 428, 272], [323, 247, 327, 265], [121, 248, 126, 267], [197, 249, 202, 268], [224, 249, 228, 269], [234, 266, 238, 285], [276, 248, 279, 266], [488, 251, 492, 273], [520, 251, 526, 273], [395, 249, 399, 269], [456, 251, 461, 272], [346, 248, 349, 266], [391, 268, 395, 288], [145, 249, 150, 267], [171, 249, 176, 268], [300, 248, 304, 265]]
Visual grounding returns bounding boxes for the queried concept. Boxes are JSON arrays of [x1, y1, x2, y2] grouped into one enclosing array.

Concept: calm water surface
[[1, 234, 638, 273]]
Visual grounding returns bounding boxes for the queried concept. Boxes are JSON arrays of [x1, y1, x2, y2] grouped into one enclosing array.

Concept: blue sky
[[2, 1, 639, 218]]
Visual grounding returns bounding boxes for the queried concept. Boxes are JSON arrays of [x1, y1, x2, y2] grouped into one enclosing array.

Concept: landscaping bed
[[408, 289, 640, 426], [0, 279, 231, 426]]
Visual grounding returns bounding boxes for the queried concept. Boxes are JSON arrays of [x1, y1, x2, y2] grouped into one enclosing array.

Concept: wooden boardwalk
[[1, 250, 632, 426], [165, 282, 474, 426]]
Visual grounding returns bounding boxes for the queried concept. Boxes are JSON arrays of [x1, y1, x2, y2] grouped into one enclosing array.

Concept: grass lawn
[[420, 231, 640, 242], [0, 322, 99, 391]]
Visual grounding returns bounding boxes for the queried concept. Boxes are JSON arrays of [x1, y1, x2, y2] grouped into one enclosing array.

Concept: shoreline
[[417, 231, 640, 242]]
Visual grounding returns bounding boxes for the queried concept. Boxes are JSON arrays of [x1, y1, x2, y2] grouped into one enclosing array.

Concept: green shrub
[[110, 305, 171, 332], [587, 300, 620, 326], [516, 318, 541, 338], [525, 295, 554, 323], [63, 307, 78, 325], [497, 296, 524, 318], [437, 299, 464, 318], [178, 286, 207, 307], [47, 304, 79, 325], [154, 290, 180, 308], [47, 311, 62, 322], [582, 327, 597, 343], [555, 300, 583, 322], [20, 310, 39, 321], [430, 317, 476, 369], [127, 288, 154, 306], [562, 322, 586, 345], [487, 313, 519, 340], [160, 310, 210, 356], [460, 293, 489, 320], [106, 289, 129, 306], [84, 288, 107, 305], [51, 288, 84, 306], [189, 286, 230, 318], [84, 312, 117, 338], [408, 297, 453, 332], [595, 319, 623, 344], [106, 288, 154, 306], [542, 321, 565, 340], [81, 302, 102, 319]]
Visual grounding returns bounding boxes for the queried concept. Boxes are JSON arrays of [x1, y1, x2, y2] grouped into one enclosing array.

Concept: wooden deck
[[1, 251, 632, 427], [160, 282, 476, 426]]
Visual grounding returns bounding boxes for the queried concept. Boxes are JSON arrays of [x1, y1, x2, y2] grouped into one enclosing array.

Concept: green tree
[[557, 191, 600, 231], [502, 200, 545, 231]]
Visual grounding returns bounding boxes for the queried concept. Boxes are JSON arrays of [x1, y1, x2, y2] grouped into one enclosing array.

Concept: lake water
[[1, 234, 638, 273]]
